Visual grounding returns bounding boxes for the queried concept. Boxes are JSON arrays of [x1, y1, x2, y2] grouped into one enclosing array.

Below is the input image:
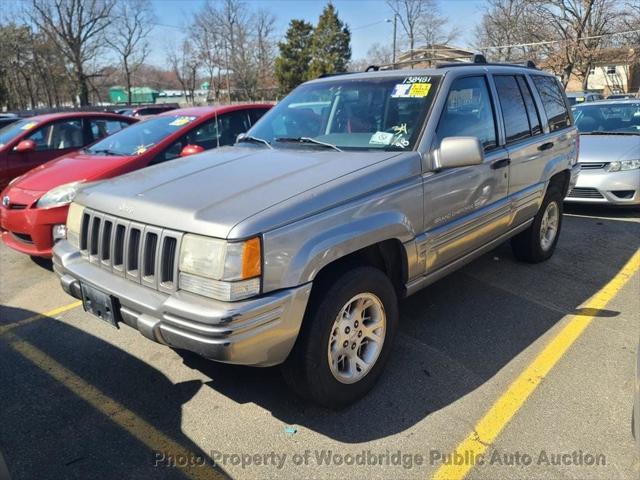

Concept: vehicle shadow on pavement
[[0, 306, 230, 480], [178, 212, 640, 443]]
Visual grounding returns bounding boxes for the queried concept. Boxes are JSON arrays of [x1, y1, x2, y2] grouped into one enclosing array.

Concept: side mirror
[[13, 139, 36, 153], [434, 137, 484, 170], [180, 144, 205, 157]]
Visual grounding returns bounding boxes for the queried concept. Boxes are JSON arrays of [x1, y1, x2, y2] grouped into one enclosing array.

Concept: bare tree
[[191, 1, 225, 101], [30, 0, 116, 105], [386, 0, 425, 64], [106, 0, 154, 104], [167, 40, 200, 105], [532, 0, 623, 87]]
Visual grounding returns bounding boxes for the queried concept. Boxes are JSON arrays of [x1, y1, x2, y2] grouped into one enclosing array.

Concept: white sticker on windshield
[[369, 131, 395, 145], [391, 84, 412, 98]]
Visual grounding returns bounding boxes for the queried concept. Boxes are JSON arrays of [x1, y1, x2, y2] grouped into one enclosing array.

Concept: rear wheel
[[282, 266, 398, 409], [511, 184, 563, 263]]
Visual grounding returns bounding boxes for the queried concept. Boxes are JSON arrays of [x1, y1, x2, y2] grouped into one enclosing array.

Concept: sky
[[147, 0, 486, 65]]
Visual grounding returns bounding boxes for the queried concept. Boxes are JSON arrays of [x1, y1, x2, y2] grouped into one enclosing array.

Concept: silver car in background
[[566, 100, 640, 206]]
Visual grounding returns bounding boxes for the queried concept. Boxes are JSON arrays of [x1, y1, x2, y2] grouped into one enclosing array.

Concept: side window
[[532, 75, 571, 132], [27, 119, 83, 151], [88, 119, 129, 142], [248, 108, 268, 126], [437, 76, 497, 151], [217, 111, 251, 146], [517, 76, 542, 135], [183, 117, 220, 150], [494, 75, 531, 144]]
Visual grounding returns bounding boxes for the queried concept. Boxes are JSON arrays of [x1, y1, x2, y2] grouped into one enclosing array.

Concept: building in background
[[108, 86, 160, 104], [566, 48, 639, 95]]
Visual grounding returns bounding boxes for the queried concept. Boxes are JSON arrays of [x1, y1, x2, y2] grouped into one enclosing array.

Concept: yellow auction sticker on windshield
[[409, 83, 431, 97], [169, 116, 196, 127], [21, 122, 37, 130]]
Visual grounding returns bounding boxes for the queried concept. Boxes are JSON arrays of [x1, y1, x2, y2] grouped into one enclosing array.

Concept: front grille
[[80, 208, 182, 292], [8, 203, 27, 210], [579, 162, 607, 170], [567, 187, 604, 199]]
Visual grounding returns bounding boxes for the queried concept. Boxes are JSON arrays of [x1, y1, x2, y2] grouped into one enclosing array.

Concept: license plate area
[[81, 283, 119, 328]]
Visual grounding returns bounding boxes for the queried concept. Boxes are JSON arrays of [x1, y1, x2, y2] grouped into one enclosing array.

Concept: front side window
[[85, 114, 200, 156], [494, 75, 531, 144], [572, 103, 640, 134], [88, 119, 130, 142], [28, 119, 84, 151], [437, 76, 497, 150], [532, 76, 571, 132], [248, 76, 441, 151]]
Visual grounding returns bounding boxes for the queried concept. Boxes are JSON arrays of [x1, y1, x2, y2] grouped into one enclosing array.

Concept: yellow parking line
[[4, 331, 225, 480], [432, 248, 640, 480], [0, 301, 82, 336]]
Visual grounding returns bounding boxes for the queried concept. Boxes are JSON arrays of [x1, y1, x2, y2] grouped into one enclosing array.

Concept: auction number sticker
[[391, 76, 432, 98]]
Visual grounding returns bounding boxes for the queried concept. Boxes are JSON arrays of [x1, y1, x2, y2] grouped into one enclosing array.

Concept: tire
[[511, 184, 564, 263], [282, 266, 399, 409]]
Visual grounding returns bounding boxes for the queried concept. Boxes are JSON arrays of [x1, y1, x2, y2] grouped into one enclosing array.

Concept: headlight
[[178, 234, 261, 301], [66, 202, 85, 248], [36, 181, 83, 209], [606, 159, 640, 172]]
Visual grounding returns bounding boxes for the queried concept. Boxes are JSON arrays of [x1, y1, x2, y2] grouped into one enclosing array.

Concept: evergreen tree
[[274, 19, 314, 95], [308, 3, 352, 78]]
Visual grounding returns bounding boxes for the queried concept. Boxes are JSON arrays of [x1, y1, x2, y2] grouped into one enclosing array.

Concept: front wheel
[[282, 266, 398, 409], [511, 185, 563, 263]]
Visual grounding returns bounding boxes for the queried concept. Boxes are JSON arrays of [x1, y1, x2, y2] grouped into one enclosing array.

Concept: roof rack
[[317, 71, 355, 79], [437, 54, 539, 70]]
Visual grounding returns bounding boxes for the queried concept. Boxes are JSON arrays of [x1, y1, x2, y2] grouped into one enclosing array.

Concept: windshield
[[0, 119, 39, 148], [572, 103, 640, 134], [247, 75, 441, 151], [85, 114, 199, 156]]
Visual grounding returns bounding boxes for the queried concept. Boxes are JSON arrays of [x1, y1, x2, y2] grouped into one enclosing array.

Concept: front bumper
[[565, 167, 640, 205], [53, 240, 312, 366], [0, 203, 68, 257]]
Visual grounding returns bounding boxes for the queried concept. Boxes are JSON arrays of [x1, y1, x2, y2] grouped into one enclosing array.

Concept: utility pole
[[387, 14, 398, 69]]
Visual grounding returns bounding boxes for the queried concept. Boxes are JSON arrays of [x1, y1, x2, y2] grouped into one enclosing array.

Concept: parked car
[[0, 112, 136, 190], [566, 100, 640, 206], [0, 113, 20, 130], [566, 91, 604, 105], [1, 104, 271, 258], [116, 105, 177, 118], [53, 61, 578, 408]]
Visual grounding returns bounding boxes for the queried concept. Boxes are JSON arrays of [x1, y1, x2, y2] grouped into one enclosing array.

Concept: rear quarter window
[[532, 75, 571, 132]]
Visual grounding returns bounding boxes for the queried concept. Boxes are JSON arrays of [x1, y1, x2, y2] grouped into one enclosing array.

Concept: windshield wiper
[[87, 148, 119, 156], [275, 137, 342, 152], [580, 131, 639, 135], [236, 134, 272, 149]]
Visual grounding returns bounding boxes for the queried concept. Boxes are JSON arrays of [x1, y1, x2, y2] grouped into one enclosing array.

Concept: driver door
[[421, 75, 510, 273]]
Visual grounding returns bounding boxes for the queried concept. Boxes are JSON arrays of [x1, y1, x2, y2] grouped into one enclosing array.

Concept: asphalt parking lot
[[1, 205, 638, 480]]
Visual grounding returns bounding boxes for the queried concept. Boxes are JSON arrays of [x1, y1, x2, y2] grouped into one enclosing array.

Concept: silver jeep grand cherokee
[[54, 60, 579, 408]]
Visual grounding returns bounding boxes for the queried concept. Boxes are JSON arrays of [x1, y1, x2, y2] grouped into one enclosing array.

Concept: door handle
[[491, 158, 511, 169], [538, 142, 554, 151]]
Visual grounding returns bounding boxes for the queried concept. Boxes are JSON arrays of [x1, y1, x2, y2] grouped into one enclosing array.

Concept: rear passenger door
[[422, 75, 510, 272], [492, 74, 548, 226]]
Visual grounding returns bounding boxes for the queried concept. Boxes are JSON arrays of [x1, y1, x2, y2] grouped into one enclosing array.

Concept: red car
[[0, 112, 136, 190], [0, 104, 272, 257]]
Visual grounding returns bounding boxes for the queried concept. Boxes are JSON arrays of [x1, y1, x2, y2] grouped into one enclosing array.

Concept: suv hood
[[578, 135, 640, 163], [77, 146, 408, 239]]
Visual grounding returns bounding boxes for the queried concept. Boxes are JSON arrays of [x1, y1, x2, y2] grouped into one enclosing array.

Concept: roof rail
[[436, 57, 540, 70], [317, 71, 354, 79]]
